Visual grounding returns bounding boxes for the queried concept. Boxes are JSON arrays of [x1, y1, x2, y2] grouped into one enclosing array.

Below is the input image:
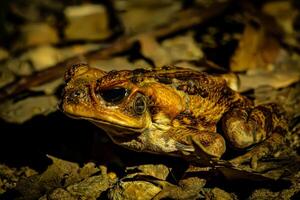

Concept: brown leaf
[[161, 32, 203, 62], [230, 24, 281, 72], [139, 35, 172, 67], [115, 0, 181, 34], [262, 1, 299, 46]]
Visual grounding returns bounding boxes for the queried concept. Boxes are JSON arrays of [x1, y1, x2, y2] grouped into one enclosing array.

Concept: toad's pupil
[[134, 96, 146, 114], [100, 87, 127, 103]]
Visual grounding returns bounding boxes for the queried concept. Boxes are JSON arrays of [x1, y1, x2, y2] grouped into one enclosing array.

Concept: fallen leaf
[[230, 24, 281, 72], [262, 1, 299, 46], [139, 35, 172, 67], [162, 32, 203, 62], [115, 0, 181, 34], [90, 56, 152, 71], [237, 50, 300, 91], [64, 4, 111, 40], [15, 156, 115, 200], [238, 70, 300, 92], [0, 95, 58, 124]]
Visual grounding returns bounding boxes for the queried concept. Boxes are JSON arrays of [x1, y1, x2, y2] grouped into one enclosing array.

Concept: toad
[[60, 63, 288, 168]]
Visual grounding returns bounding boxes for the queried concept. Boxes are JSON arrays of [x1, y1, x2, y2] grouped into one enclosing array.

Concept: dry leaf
[[262, 1, 299, 46], [15, 156, 116, 200], [0, 48, 9, 61], [230, 24, 281, 72], [64, 4, 111, 40], [0, 95, 58, 124], [238, 71, 300, 92], [139, 35, 171, 67], [115, 0, 181, 34], [139, 33, 203, 68], [90, 56, 152, 71], [237, 50, 300, 92], [125, 164, 170, 180], [162, 32, 203, 61], [254, 83, 300, 119]]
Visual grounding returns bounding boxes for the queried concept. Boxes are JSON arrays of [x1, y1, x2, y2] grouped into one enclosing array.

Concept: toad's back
[[104, 67, 252, 132]]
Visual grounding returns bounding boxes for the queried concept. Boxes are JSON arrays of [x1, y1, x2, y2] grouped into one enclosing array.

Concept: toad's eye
[[134, 95, 146, 115], [99, 87, 128, 103]]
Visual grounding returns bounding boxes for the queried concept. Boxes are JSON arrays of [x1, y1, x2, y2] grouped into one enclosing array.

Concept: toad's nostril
[[71, 90, 82, 98], [66, 89, 86, 104], [64, 63, 89, 82]]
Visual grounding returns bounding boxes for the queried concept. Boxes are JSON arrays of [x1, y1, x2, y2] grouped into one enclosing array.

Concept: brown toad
[[61, 63, 288, 167]]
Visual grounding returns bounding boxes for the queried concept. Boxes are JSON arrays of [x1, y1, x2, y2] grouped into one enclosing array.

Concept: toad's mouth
[[64, 112, 146, 133]]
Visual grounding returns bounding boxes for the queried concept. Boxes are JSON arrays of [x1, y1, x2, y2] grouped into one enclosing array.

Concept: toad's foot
[[222, 104, 288, 169], [230, 132, 285, 169]]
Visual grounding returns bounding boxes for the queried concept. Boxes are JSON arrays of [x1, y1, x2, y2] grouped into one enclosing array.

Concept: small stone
[[6, 59, 34, 76], [20, 167, 38, 178], [64, 4, 111, 40], [0, 65, 15, 88], [206, 188, 237, 200], [109, 180, 161, 200], [0, 164, 37, 194], [19, 23, 59, 47], [10, 45, 63, 76], [23, 45, 63, 71], [0, 48, 9, 61]]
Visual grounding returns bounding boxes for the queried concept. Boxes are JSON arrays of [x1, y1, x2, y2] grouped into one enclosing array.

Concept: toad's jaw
[[91, 118, 149, 133], [62, 99, 149, 125], [65, 111, 147, 131], [62, 102, 152, 133]]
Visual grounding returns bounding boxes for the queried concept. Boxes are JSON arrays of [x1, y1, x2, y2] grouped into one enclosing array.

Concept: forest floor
[[0, 0, 300, 199]]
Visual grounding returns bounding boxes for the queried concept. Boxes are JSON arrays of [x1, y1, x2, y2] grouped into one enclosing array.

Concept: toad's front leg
[[167, 127, 226, 159], [221, 103, 288, 168]]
